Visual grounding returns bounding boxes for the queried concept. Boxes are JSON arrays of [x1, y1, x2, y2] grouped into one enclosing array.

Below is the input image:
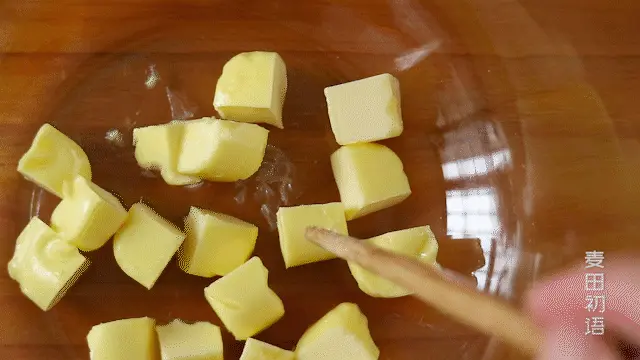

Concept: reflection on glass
[[446, 187, 499, 291], [446, 188, 497, 237], [442, 149, 511, 181], [435, 58, 522, 295], [438, 116, 514, 292]]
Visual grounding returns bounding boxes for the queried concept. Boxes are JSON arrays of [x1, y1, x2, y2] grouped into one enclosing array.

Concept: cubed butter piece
[[240, 338, 294, 360], [113, 203, 186, 289], [156, 319, 223, 360], [50, 175, 127, 251], [349, 226, 439, 298], [87, 317, 157, 360], [213, 51, 287, 129], [331, 143, 411, 220], [204, 257, 284, 340], [178, 118, 269, 182], [179, 206, 258, 277], [133, 122, 201, 186], [324, 73, 402, 145], [17, 123, 92, 198], [7, 217, 90, 311], [296, 303, 379, 360], [276, 203, 348, 268]]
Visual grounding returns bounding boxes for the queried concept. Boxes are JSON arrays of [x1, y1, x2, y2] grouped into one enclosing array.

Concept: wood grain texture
[[1, 0, 639, 359]]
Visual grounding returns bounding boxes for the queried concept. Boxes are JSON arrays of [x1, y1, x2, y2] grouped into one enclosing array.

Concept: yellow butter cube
[[296, 303, 379, 360], [240, 338, 294, 360], [17, 123, 92, 198], [50, 176, 127, 251], [348, 226, 439, 298], [113, 203, 186, 289], [133, 122, 201, 186], [324, 73, 402, 145], [178, 118, 269, 182], [87, 317, 157, 360], [214, 51, 287, 129], [276, 203, 348, 268], [204, 257, 284, 340], [179, 207, 258, 277], [331, 143, 411, 220], [156, 319, 223, 360], [7, 217, 89, 311]]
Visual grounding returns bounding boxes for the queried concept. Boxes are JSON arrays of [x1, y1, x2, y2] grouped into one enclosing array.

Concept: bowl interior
[[5, 1, 636, 359]]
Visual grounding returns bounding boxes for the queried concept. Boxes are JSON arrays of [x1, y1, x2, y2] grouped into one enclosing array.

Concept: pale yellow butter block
[[240, 338, 294, 360], [324, 73, 402, 145], [50, 176, 127, 251], [87, 317, 157, 360], [178, 118, 269, 182], [348, 226, 439, 298], [7, 217, 89, 311], [331, 143, 411, 220], [133, 122, 201, 186], [276, 202, 348, 268], [204, 257, 284, 340], [296, 303, 379, 360], [17, 123, 92, 198], [179, 206, 258, 277], [214, 51, 287, 129], [156, 319, 223, 360], [113, 203, 186, 289]]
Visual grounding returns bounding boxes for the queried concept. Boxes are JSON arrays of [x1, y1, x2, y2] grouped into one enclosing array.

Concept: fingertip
[[537, 323, 619, 360], [524, 284, 547, 325], [525, 269, 586, 326]]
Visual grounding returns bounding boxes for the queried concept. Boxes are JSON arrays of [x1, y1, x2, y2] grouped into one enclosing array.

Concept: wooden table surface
[[1, 0, 639, 359]]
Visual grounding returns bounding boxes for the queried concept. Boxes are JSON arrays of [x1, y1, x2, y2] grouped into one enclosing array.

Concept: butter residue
[[234, 145, 298, 230]]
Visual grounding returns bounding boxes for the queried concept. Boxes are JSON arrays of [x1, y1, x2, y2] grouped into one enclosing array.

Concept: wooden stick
[[305, 227, 543, 357]]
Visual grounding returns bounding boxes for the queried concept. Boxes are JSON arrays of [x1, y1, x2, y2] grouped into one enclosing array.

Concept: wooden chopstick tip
[[304, 226, 322, 242], [304, 226, 367, 262], [304, 226, 338, 250]]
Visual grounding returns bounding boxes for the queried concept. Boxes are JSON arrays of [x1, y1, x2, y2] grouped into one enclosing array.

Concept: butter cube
[[296, 303, 379, 360], [179, 206, 258, 277], [113, 203, 186, 289], [7, 217, 89, 311], [156, 319, 223, 360], [17, 123, 92, 198], [213, 51, 287, 129], [178, 118, 269, 182], [204, 257, 284, 340], [87, 317, 157, 360], [50, 176, 127, 251], [349, 226, 439, 298], [324, 73, 402, 145], [276, 203, 348, 268], [240, 338, 294, 360], [133, 122, 201, 186], [331, 143, 411, 220]]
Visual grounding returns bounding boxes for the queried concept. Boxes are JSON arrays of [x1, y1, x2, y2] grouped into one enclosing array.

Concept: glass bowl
[[1, 0, 638, 359]]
